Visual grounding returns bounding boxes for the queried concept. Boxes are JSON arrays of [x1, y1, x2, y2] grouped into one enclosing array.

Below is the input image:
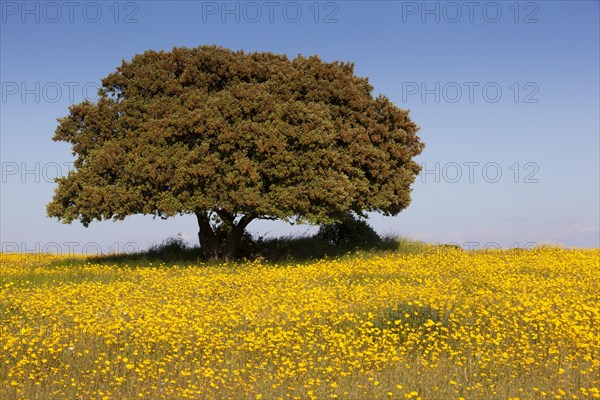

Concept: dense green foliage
[[47, 45, 424, 259]]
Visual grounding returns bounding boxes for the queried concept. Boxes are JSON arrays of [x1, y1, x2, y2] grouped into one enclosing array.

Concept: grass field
[[1, 247, 599, 399]]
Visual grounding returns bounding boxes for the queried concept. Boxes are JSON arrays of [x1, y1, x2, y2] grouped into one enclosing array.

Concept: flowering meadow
[[1, 248, 599, 399]]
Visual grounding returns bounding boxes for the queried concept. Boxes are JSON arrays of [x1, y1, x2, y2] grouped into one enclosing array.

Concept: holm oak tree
[[47, 45, 424, 259]]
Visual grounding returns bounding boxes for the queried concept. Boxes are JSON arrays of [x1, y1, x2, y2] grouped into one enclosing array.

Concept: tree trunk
[[195, 210, 257, 260], [223, 225, 245, 261], [221, 213, 256, 261], [195, 211, 220, 259]]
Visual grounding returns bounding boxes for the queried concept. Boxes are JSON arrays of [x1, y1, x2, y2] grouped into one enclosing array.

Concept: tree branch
[[237, 211, 258, 230], [215, 209, 234, 226]]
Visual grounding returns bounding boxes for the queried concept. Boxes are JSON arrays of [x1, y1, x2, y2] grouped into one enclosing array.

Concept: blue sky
[[1, 0, 599, 254]]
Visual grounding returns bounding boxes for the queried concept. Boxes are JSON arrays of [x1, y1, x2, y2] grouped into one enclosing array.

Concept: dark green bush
[[147, 234, 188, 256], [316, 214, 382, 248]]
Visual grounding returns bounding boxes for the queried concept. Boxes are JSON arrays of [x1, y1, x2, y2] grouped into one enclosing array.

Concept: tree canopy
[[47, 45, 424, 259]]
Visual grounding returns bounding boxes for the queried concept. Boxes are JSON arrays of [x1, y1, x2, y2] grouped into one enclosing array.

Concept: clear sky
[[1, 0, 599, 254]]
